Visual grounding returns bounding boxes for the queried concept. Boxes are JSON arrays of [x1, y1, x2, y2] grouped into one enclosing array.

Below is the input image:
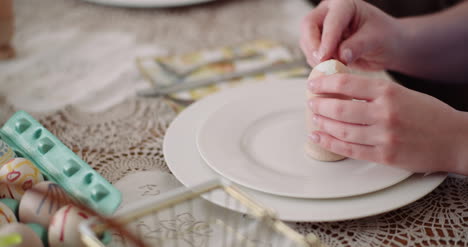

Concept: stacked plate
[[164, 79, 447, 222]]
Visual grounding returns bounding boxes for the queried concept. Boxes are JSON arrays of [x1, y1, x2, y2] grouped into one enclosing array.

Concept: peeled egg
[[0, 158, 44, 200], [0, 140, 15, 167], [48, 205, 91, 247], [0, 201, 17, 225], [19, 181, 71, 227], [306, 59, 350, 162], [0, 223, 44, 247]]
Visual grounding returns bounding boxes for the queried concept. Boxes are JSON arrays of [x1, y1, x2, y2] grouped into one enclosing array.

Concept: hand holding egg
[[307, 66, 468, 175], [300, 0, 401, 70]]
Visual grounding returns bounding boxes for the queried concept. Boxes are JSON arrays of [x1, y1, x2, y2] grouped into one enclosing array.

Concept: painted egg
[[0, 158, 44, 200], [48, 205, 91, 247], [19, 181, 71, 227], [0, 140, 15, 167], [0, 201, 17, 225], [0, 223, 44, 247]]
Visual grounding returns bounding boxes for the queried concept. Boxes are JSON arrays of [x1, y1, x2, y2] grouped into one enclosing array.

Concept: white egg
[[306, 59, 350, 162], [0, 158, 44, 200], [0, 223, 44, 247], [0, 201, 17, 225], [48, 205, 91, 247], [0, 140, 15, 167], [19, 181, 71, 228]]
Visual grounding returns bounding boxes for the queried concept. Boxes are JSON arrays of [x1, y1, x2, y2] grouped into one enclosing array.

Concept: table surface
[[0, 0, 467, 246]]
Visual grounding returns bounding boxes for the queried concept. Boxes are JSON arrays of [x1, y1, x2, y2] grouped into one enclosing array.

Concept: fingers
[[339, 27, 379, 64], [309, 131, 377, 161], [311, 114, 378, 145], [318, 0, 355, 61], [309, 74, 387, 100], [309, 98, 376, 124], [300, 4, 328, 66], [300, 39, 319, 66]]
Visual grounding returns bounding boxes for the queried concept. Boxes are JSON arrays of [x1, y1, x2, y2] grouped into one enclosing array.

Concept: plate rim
[[163, 78, 447, 222]]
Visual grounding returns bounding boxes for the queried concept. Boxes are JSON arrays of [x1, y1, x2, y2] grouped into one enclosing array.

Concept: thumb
[[339, 31, 378, 65]]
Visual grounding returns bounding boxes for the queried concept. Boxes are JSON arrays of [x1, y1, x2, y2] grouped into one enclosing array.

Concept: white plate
[[196, 82, 413, 199], [163, 79, 447, 222], [81, 0, 216, 8]]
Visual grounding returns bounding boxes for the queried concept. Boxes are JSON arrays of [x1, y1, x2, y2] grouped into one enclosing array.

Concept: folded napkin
[[137, 40, 310, 103]]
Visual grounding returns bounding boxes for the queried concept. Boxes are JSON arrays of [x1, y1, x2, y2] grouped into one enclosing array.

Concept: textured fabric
[[1, 97, 467, 246]]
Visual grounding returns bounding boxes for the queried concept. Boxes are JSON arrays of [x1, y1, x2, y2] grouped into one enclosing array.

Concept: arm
[[392, 1, 468, 83], [301, 0, 468, 83], [454, 112, 468, 175], [308, 73, 468, 175]]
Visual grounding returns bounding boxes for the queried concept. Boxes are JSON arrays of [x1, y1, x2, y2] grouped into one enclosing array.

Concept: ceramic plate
[[164, 79, 447, 222], [81, 0, 216, 8], [196, 80, 412, 198]]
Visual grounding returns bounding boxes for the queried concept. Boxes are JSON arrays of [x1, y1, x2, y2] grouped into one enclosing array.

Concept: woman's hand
[[307, 74, 468, 175], [300, 0, 403, 70]]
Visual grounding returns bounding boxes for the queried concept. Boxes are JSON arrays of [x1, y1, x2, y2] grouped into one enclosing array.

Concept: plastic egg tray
[[0, 111, 121, 215]]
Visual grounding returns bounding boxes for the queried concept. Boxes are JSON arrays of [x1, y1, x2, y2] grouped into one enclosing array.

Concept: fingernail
[[309, 133, 320, 143], [312, 115, 318, 123], [308, 100, 314, 109], [313, 51, 320, 61], [342, 48, 353, 64], [308, 80, 316, 90], [317, 48, 325, 60]]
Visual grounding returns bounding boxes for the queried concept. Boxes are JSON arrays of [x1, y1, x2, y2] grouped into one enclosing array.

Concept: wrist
[[386, 18, 416, 73], [452, 110, 468, 176]]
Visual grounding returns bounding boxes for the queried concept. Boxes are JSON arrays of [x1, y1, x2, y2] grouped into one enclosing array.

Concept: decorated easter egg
[[19, 181, 71, 227], [0, 201, 17, 225], [48, 205, 91, 247], [26, 223, 48, 247], [0, 158, 44, 200], [0, 140, 15, 166], [0, 223, 44, 247]]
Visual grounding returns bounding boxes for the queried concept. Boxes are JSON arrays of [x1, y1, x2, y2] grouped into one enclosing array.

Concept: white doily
[[0, 97, 466, 246]]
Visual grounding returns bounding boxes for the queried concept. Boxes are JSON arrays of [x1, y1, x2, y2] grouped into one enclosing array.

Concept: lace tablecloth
[[1, 0, 467, 246]]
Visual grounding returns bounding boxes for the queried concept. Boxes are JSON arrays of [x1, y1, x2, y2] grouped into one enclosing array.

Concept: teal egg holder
[[0, 111, 121, 216]]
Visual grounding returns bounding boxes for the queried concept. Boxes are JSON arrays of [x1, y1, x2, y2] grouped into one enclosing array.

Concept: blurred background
[[0, 0, 465, 113]]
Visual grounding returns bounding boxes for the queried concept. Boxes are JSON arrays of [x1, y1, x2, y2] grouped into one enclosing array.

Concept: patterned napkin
[[136, 40, 310, 105]]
